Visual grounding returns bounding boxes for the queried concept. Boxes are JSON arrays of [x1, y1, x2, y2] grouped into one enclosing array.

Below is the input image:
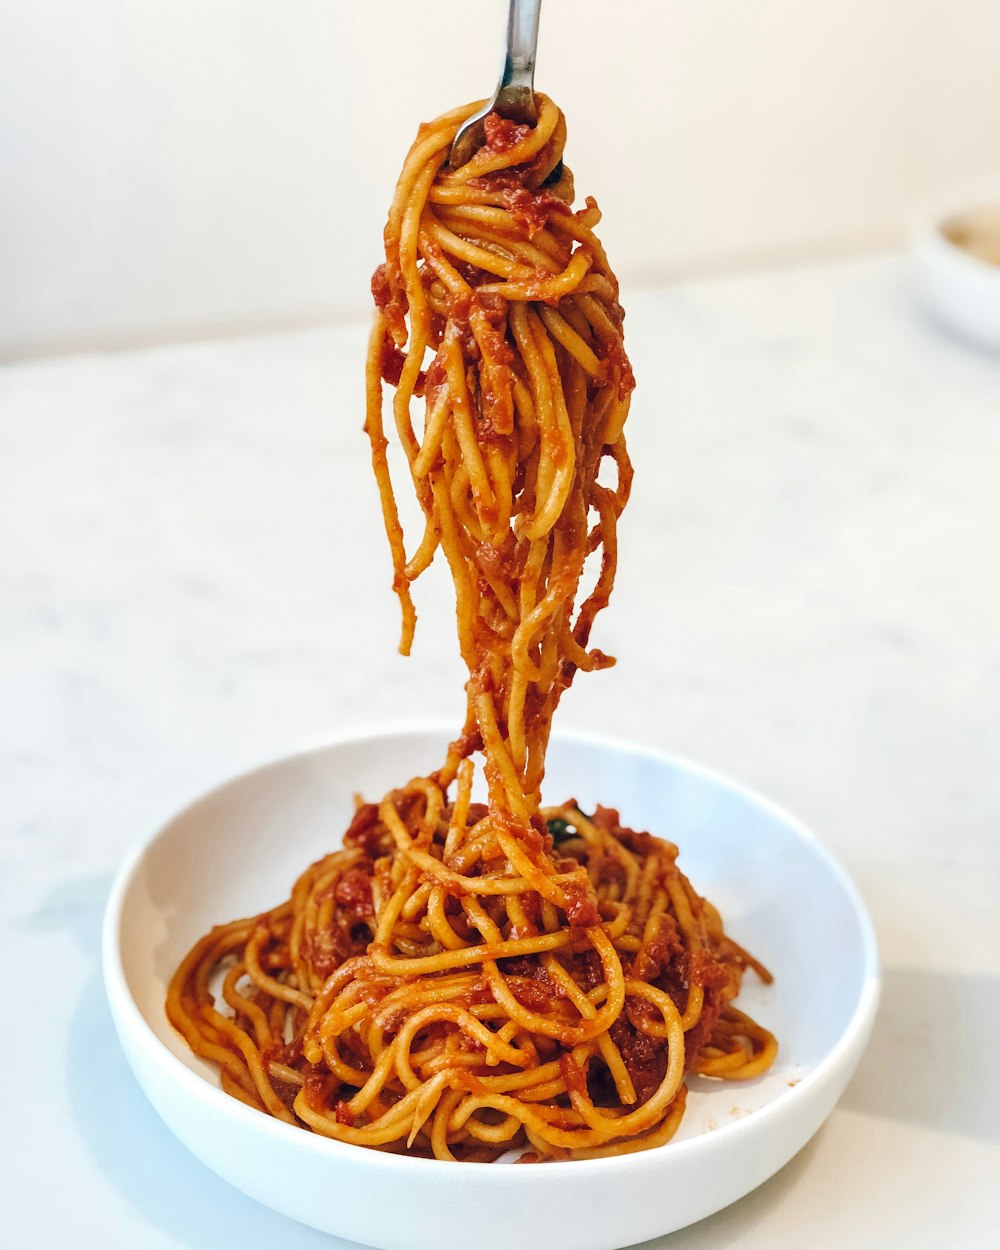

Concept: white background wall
[[2, 0, 1000, 358]]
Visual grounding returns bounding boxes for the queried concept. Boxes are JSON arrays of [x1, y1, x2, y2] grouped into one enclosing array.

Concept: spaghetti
[[168, 97, 777, 1160]]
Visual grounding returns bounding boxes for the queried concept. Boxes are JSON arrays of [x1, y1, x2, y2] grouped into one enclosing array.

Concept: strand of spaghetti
[[369, 927, 575, 976], [244, 927, 312, 1010], [439, 221, 563, 273], [442, 96, 561, 184], [440, 328, 495, 520], [393, 1005, 530, 1091], [295, 1072, 453, 1146], [569, 1086, 688, 1159], [436, 203, 570, 261], [383, 102, 480, 261], [477, 250, 592, 302], [411, 386, 452, 479], [564, 980, 685, 1136], [220, 961, 272, 1047], [537, 304, 605, 377], [363, 315, 417, 653], [417, 233, 473, 302], [426, 222, 535, 280], [481, 928, 625, 1044]]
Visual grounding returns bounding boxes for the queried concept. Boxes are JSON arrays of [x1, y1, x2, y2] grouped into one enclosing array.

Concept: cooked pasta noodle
[[168, 96, 776, 1161]]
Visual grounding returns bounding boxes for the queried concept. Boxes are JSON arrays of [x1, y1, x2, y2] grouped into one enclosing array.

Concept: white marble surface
[[3, 251, 999, 1248]]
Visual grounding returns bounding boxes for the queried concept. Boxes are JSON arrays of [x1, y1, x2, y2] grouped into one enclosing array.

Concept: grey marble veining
[[2, 252, 998, 1248]]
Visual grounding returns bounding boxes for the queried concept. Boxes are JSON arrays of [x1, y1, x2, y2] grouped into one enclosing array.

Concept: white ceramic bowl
[[912, 178, 1000, 351], [104, 725, 879, 1250]]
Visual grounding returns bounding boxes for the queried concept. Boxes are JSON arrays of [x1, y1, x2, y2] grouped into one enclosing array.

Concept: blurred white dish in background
[[103, 725, 879, 1250], [912, 179, 1000, 351]]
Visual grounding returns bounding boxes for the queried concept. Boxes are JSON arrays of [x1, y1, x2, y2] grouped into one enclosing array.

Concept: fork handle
[[496, 0, 541, 120]]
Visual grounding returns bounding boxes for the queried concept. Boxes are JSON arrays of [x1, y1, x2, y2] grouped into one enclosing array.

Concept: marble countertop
[[3, 251, 998, 1248]]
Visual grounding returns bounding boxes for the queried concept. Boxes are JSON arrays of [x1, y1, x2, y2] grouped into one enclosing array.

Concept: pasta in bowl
[[104, 725, 878, 1249]]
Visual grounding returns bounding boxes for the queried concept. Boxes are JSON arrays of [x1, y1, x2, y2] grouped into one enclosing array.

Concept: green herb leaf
[[546, 817, 573, 844]]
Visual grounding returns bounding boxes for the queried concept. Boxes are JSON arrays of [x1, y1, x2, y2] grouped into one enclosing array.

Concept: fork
[[449, 0, 542, 169]]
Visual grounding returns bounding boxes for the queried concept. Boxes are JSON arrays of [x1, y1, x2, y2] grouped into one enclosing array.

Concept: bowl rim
[[103, 719, 881, 1180], [910, 175, 1000, 282]]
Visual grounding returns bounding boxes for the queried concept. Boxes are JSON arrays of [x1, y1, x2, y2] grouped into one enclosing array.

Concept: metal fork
[[449, 0, 542, 169]]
